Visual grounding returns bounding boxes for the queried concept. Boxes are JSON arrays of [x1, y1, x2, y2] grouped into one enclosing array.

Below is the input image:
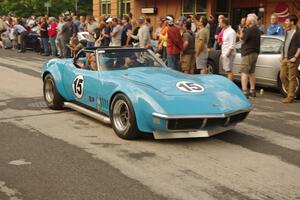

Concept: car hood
[[120, 67, 209, 96]]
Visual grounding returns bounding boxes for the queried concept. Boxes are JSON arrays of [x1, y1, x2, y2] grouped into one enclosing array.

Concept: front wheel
[[278, 72, 300, 99], [110, 94, 140, 140], [43, 74, 64, 110]]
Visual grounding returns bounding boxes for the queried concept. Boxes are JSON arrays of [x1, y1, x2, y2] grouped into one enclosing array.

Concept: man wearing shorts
[[220, 18, 236, 80], [240, 14, 261, 98], [195, 16, 210, 74], [181, 21, 195, 74]]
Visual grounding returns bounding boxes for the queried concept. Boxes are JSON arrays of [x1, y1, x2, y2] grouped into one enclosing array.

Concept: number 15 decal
[[176, 81, 204, 93], [73, 75, 84, 98]]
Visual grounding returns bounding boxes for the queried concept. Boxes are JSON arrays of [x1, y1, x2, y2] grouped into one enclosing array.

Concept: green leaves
[[0, 0, 92, 17]]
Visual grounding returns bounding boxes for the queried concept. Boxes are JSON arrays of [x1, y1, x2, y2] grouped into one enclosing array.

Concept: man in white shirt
[[220, 18, 236, 80]]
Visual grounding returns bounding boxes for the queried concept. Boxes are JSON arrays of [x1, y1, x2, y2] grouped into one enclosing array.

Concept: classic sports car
[[208, 35, 300, 98], [41, 47, 252, 140]]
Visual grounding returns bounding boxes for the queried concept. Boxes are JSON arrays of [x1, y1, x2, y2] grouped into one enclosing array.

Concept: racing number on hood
[[176, 81, 204, 93], [73, 75, 84, 98]]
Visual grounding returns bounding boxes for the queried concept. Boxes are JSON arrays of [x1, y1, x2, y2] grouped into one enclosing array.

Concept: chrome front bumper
[[153, 126, 234, 139], [151, 109, 251, 139]]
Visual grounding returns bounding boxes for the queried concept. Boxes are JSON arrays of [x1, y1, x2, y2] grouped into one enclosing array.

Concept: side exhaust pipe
[[63, 102, 111, 125]]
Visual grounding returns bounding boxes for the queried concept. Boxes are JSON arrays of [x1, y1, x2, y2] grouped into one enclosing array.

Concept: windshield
[[98, 49, 166, 71]]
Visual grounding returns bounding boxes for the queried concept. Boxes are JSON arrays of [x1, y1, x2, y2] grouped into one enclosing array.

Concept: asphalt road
[[0, 49, 299, 200]]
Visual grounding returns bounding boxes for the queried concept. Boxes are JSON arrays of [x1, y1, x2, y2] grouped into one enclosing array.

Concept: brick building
[[93, 0, 300, 28]]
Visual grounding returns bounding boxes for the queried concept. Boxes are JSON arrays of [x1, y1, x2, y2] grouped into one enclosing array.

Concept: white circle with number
[[72, 75, 84, 98], [176, 81, 204, 93]]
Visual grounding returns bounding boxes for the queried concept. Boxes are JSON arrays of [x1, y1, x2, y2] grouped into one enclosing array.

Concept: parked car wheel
[[43, 74, 64, 110], [278, 72, 300, 99], [207, 59, 218, 74], [110, 94, 140, 140]]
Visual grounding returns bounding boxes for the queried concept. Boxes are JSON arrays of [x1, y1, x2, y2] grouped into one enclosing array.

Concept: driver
[[77, 53, 97, 71], [85, 53, 97, 71], [124, 57, 135, 67]]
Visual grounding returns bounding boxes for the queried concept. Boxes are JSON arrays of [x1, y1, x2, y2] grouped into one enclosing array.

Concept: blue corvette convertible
[[41, 47, 252, 139]]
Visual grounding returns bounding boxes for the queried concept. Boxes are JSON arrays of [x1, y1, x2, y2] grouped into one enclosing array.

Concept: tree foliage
[[0, 0, 92, 17]]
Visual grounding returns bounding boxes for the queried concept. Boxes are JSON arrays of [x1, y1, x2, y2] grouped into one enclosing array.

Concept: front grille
[[166, 112, 249, 131], [230, 112, 249, 124], [206, 118, 227, 127], [168, 118, 205, 130]]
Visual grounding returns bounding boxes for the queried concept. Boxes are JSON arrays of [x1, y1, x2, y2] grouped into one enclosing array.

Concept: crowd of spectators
[[0, 12, 299, 103]]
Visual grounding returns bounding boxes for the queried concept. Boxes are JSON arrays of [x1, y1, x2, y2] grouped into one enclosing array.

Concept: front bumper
[[153, 125, 234, 139], [151, 109, 251, 139]]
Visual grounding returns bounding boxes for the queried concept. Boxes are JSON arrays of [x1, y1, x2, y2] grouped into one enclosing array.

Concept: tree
[[0, 0, 92, 17]]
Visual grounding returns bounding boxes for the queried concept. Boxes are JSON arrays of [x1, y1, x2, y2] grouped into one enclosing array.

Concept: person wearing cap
[[99, 18, 112, 47], [166, 15, 183, 71], [195, 16, 210, 74], [127, 17, 151, 48], [166, 16, 183, 71]]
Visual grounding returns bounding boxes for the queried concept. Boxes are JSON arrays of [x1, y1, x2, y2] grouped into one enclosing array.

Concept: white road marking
[[0, 181, 22, 200], [236, 123, 300, 151], [8, 159, 32, 166]]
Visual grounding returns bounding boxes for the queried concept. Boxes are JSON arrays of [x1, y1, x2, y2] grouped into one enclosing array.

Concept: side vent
[[99, 97, 109, 111]]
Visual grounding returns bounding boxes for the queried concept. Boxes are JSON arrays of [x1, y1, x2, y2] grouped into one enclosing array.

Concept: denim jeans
[[41, 37, 49, 55], [20, 31, 28, 52], [167, 54, 180, 71], [49, 36, 57, 56], [59, 38, 70, 58]]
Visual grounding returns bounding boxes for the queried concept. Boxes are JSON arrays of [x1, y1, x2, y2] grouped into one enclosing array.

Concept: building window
[[182, 0, 207, 16], [118, 0, 130, 17], [216, 0, 230, 18], [100, 0, 111, 15]]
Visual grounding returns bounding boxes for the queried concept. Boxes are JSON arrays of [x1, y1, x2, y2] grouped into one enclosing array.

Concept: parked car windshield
[[98, 49, 166, 71]]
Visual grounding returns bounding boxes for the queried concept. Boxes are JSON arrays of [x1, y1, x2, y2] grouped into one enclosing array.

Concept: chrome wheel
[[45, 78, 55, 103], [112, 99, 130, 133]]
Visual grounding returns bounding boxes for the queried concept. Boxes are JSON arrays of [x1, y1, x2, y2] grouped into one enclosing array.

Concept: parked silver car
[[208, 35, 300, 98]]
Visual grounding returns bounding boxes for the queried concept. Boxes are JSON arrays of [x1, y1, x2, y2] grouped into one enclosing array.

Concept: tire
[[278, 72, 300, 99], [207, 59, 218, 74], [43, 74, 64, 110], [110, 94, 140, 140]]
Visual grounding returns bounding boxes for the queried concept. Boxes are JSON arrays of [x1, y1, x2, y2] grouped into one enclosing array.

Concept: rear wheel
[[110, 94, 140, 140], [43, 74, 64, 110], [278, 72, 300, 99]]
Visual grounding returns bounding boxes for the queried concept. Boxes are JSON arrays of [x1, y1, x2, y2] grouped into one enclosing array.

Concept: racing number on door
[[176, 81, 204, 93], [72, 75, 84, 98]]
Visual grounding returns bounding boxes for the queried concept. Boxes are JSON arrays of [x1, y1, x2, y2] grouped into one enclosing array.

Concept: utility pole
[[75, 0, 78, 15]]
